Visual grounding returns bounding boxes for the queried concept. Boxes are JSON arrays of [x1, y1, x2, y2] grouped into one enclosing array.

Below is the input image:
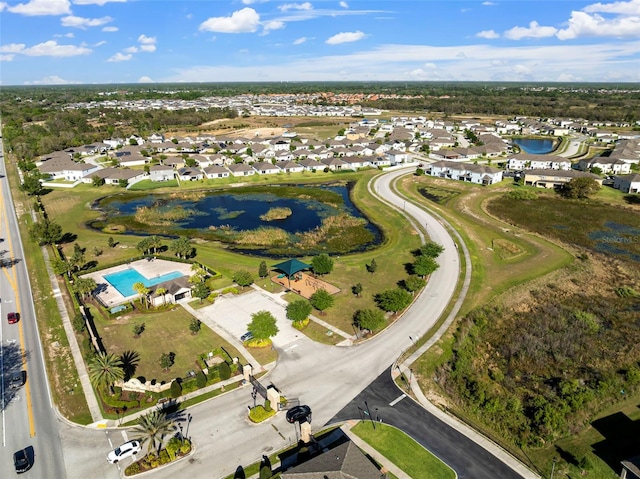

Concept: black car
[[10, 370, 26, 389], [14, 448, 32, 473], [286, 405, 311, 424]]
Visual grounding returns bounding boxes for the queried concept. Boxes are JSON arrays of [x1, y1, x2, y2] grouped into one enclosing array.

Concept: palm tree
[[133, 410, 175, 455], [88, 352, 125, 392], [155, 286, 167, 306], [133, 282, 150, 308]]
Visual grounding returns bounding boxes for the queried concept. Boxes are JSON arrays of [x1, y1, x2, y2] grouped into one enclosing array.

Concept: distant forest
[[1, 82, 638, 160]]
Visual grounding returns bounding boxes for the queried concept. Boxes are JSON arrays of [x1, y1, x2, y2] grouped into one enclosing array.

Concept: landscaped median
[[350, 421, 456, 479]]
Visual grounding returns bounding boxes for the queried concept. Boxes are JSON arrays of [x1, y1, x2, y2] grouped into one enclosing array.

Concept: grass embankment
[[397, 175, 640, 479], [352, 422, 456, 479]]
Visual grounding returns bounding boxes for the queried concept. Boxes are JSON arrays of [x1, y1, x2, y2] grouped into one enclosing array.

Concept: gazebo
[[272, 258, 311, 289]]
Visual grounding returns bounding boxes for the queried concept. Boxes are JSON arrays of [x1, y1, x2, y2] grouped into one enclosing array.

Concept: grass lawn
[[351, 421, 456, 479], [93, 305, 245, 383]]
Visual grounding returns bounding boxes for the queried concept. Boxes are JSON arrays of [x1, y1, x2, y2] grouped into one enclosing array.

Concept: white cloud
[[0, 54, 15, 61], [124, 46, 138, 53], [25, 75, 80, 85], [339, 1, 348, 8], [482, 1, 496, 5], [556, 11, 640, 39], [94, 40, 106, 47], [326, 30, 365, 44], [293, 37, 307, 45], [583, 0, 640, 15], [61, 15, 113, 28], [279, 2, 313, 12], [8, 0, 70, 16], [513, 64, 532, 75], [73, 0, 126, 5], [102, 26, 118, 32], [138, 34, 156, 44], [139, 44, 156, 52], [476, 29, 499, 39], [0, 43, 26, 53], [0, 2, 7, 11], [262, 20, 285, 33], [2, 40, 91, 57], [54, 32, 75, 38], [107, 52, 131, 62], [199, 7, 260, 33], [138, 76, 154, 83], [504, 21, 557, 40]]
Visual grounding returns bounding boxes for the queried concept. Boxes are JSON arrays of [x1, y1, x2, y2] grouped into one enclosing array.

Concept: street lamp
[[185, 413, 192, 442], [550, 458, 557, 479], [364, 401, 375, 430], [177, 423, 184, 444]]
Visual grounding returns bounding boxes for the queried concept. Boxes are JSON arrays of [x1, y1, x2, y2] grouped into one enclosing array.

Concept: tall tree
[[29, 218, 63, 245], [169, 237, 193, 259], [73, 277, 97, 299], [375, 288, 413, 314], [309, 288, 335, 315], [419, 241, 445, 258], [286, 299, 312, 324], [248, 310, 279, 341], [233, 270, 254, 290], [412, 255, 439, 278], [134, 410, 175, 455], [312, 253, 334, 276], [88, 352, 125, 391], [402, 275, 426, 295], [353, 309, 386, 332], [155, 286, 167, 306], [366, 258, 378, 274], [562, 177, 601, 199], [258, 260, 269, 279], [133, 282, 150, 308]]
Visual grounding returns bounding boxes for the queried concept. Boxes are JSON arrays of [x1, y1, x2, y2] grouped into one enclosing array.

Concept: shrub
[[101, 393, 139, 410], [170, 380, 182, 398], [196, 370, 207, 388], [264, 399, 272, 412], [505, 189, 538, 201], [218, 362, 232, 380], [72, 313, 86, 333], [159, 449, 171, 465], [124, 462, 141, 476]]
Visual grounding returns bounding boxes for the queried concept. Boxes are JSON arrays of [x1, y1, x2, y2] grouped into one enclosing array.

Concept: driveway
[[196, 290, 306, 348]]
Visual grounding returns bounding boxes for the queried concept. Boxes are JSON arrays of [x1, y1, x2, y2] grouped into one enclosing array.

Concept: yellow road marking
[[0, 179, 37, 437]]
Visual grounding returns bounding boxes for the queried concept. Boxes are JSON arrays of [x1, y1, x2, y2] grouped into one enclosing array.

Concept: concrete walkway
[[41, 246, 104, 424]]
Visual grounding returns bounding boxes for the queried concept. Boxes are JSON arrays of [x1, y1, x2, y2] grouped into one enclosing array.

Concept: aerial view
[[0, 1, 639, 479]]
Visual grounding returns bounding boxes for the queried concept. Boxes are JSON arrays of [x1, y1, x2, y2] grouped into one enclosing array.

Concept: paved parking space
[[195, 290, 305, 348]]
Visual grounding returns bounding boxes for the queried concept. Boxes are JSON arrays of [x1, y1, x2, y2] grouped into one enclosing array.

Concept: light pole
[[550, 458, 557, 479], [178, 423, 184, 445], [364, 401, 375, 430], [185, 413, 192, 442]]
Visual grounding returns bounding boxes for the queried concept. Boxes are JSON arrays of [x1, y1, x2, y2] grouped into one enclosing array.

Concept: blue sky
[[0, 0, 638, 85]]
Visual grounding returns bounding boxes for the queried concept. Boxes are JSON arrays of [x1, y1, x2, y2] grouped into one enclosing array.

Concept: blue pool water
[[104, 269, 184, 297], [512, 138, 556, 154]]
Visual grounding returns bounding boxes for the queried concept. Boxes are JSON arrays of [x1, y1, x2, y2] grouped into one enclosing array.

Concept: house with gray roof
[[227, 163, 255, 177], [613, 173, 640, 194], [523, 169, 602, 189], [203, 165, 230, 179], [298, 158, 324, 172], [427, 160, 503, 185], [177, 167, 204, 181], [149, 165, 175, 182]]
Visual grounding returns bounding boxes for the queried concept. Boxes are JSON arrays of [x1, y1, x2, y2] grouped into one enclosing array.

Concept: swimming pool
[[104, 268, 185, 297]]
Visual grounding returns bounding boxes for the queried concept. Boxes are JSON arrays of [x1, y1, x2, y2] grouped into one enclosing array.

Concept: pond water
[[512, 138, 556, 154], [97, 184, 382, 255], [588, 221, 640, 262]]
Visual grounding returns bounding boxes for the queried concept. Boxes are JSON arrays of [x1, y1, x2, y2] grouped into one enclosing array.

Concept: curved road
[[2, 162, 532, 479]]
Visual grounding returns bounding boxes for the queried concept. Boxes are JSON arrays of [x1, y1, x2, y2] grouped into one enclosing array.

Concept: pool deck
[[81, 258, 193, 307]]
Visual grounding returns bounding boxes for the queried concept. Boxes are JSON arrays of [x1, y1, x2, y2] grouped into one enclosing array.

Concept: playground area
[[271, 271, 340, 299]]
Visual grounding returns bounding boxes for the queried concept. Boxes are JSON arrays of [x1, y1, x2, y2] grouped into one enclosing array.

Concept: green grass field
[[352, 421, 456, 479]]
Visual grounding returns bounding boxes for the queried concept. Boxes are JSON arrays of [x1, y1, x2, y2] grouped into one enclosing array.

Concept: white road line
[[285, 344, 298, 352], [389, 393, 406, 407], [121, 430, 129, 441]]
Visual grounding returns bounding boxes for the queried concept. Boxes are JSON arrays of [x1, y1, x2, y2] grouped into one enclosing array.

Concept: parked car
[[14, 448, 32, 473], [107, 440, 142, 464], [240, 331, 254, 342], [10, 370, 26, 389], [7, 311, 19, 324], [286, 405, 312, 424]]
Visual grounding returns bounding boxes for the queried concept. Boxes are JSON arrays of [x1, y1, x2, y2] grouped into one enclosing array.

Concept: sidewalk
[[41, 245, 104, 425]]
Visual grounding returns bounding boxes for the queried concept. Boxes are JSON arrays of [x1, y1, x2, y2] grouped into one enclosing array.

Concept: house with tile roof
[[427, 160, 503, 185]]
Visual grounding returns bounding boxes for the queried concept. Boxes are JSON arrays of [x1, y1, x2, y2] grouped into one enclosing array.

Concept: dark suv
[[14, 448, 32, 473], [10, 370, 26, 389]]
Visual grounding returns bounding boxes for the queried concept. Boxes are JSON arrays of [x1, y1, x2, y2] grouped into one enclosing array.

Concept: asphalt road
[[331, 367, 525, 479], [0, 135, 67, 478]]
